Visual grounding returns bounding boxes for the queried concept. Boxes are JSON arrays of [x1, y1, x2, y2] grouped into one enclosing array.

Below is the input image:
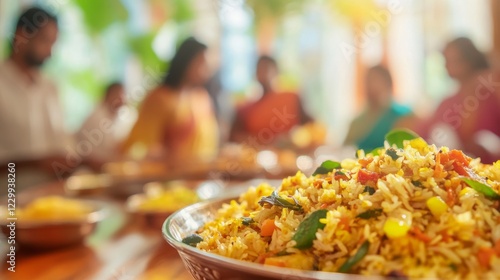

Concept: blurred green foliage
[[169, 0, 196, 23], [129, 32, 166, 72], [74, 0, 129, 35], [246, 0, 306, 23]]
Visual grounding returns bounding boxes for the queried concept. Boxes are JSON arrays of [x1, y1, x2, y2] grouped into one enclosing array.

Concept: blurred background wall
[[0, 0, 496, 145]]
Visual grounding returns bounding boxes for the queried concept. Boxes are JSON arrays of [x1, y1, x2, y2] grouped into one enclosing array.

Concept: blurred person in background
[[344, 65, 413, 151], [414, 37, 500, 163], [76, 82, 133, 162], [0, 7, 74, 193], [229, 55, 315, 146], [122, 37, 218, 163]]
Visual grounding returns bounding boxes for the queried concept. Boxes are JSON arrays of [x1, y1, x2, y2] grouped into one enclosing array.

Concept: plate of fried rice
[[164, 130, 500, 279]]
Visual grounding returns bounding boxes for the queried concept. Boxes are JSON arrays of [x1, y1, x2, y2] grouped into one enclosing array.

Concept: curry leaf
[[411, 180, 423, 188], [313, 160, 341, 176], [461, 177, 500, 200], [182, 234, 203, 247], [385, 129, 419, 149], [292, 209, 328, 249], [338, 240, 370, 273], [356, 209, 383, 219], [241, 217, 254, 226], [385, 148, 400, 160], [363, 186, 376, 195], [258, 191, 304, 213]]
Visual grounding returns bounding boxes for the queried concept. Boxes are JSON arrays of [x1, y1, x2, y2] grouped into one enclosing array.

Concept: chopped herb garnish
[[386, 148, 400, 160], [411, 180, 423, 187], [356, 209, 383, 219], [363, 186, 376, 195], [338, 240, 370, 273], [258, 191, 304, 213], [241, 217, 254, 226], [312, 160, 341, 176], [449, 263, 458, 271], [181, 234, 203, 247]]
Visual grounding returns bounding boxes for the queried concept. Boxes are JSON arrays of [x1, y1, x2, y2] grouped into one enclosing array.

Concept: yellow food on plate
[[137, 185, 199, 212], [15, 196, 92, 221], [189, 131, 500, 279]]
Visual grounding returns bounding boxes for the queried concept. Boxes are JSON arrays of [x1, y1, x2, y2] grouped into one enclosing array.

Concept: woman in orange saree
[[122, 38, 219, 162]]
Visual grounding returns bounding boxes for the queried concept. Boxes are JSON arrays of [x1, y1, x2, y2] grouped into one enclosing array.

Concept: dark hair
[[11, 7, 57, 53], [257, 55, 278, 69], [15, 7, 57, 35], [367, 65, 393, 88], [163, 37, 207, 88], [104, 82, 123, 100], [445, 37, 489, 71]]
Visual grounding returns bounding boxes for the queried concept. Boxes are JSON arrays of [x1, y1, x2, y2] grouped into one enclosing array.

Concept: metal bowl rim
[[162, 196, 386, 280]]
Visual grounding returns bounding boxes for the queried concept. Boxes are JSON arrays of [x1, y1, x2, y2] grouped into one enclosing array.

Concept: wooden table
[[0, 180, 195, 280]]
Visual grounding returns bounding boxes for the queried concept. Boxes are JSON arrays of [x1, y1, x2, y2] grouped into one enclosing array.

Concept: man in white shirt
[[0, 7, 73, 193]]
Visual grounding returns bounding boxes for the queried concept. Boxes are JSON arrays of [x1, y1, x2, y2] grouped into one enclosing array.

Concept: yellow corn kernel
[[409, 138, 428, 152], [426, 196, 448, 217], [383, 217, 411, 239], [419, 167, 433, 177], [459, 187, 476, 198]]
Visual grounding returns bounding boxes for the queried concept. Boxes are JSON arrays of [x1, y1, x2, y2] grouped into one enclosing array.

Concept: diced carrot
[[453, 162, 470, 177], [477, 247, 495, 268], [435, 152, 443, 174], [434, 152, 447, 178], [494, 239, 500, 257], [334, 171, 349, 181], [446, 187, 456, 207], [338, 216, 350, 231], [439, 152, 450, 165], [357, 169, 379, 185], [440, 230, 452, 243], [260, 219, 277, 237], [358, 157, 373, 168], [313, 180, 323, 189], [410, 227, 432, 243], [448, 150, 471, 166], [256, 251, 274, 264]]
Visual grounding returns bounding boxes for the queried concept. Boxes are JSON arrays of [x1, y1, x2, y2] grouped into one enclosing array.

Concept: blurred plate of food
[[0, 196, 107, 250], [126, 181, 201, 229], [126, 179, 282, 230]]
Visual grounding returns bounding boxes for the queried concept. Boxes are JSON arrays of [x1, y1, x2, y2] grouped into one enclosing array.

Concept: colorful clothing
[[237, 92, 303, 138], [122, 86, 218, 161], [356, 102, 412, 151]]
